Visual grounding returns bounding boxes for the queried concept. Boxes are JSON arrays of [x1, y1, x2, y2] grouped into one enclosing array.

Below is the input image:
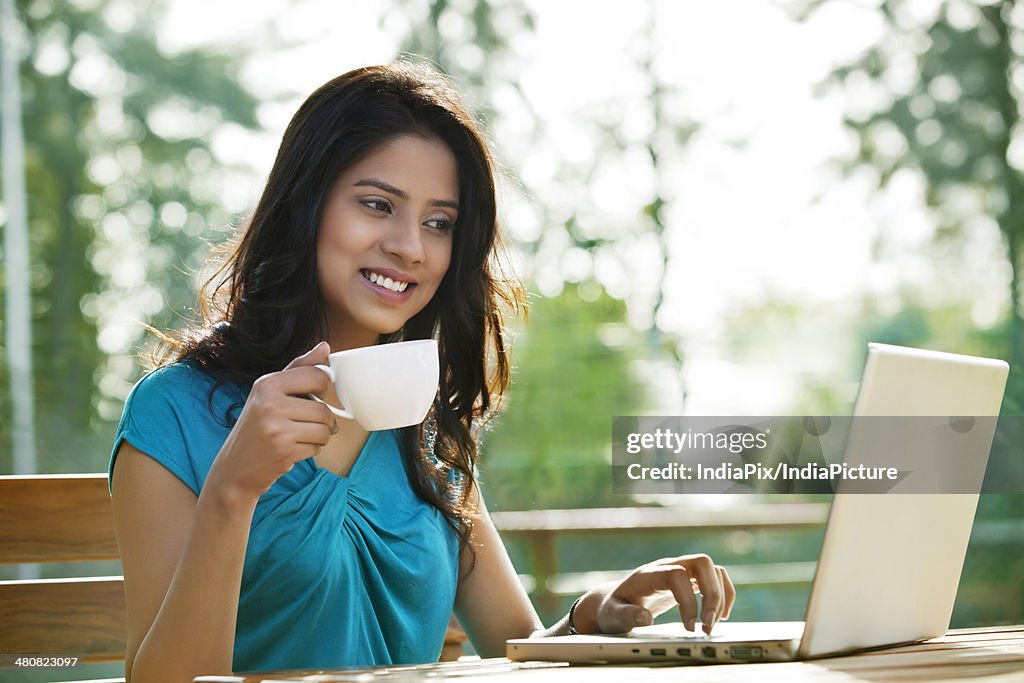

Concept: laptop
[[507, 343, 1009, 664]]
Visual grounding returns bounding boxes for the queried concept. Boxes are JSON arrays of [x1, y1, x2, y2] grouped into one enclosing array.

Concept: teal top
[[108, 362, 460, 673]]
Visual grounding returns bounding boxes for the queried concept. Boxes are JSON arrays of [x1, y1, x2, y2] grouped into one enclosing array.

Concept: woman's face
[[317, 134, 458, 350]]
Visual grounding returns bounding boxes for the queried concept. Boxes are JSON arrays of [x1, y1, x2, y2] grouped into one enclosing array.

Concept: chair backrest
[[0, 474, 127, 662]]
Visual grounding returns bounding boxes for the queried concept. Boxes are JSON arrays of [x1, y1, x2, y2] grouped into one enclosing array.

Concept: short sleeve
[[108, 363, 231, 496]]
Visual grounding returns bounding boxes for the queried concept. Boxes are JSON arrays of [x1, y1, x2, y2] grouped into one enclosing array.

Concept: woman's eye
[[362, 199, 392, 213], [425, 218, 454, 233]]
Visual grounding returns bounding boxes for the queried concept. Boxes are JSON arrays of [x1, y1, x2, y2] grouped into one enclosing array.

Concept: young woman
[[109, 62, 736, 682]]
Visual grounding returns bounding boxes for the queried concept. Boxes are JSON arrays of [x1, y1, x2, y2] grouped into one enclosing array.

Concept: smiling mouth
[[362, 269, 414, 293]]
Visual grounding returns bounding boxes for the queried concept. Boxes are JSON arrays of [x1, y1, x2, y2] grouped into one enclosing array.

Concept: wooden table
[[196, 625, 1024, 682]]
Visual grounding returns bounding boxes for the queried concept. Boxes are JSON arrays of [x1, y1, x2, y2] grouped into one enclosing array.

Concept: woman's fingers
[[676, 555, 722, 632], [648, 554, 722, 631], [244, 374, 338, 464], [252, 366, 332, 408], [658, 566, 701, 632], [670, 568, 703, 632], [612, 555, 729, 634], [284, 341, 330, 370], [595, 598, 653, 634], [292, 421, 333, 448], [580, 555, 736, 638], [719, 565, 736, 620], [612, 564, 702, 632], [281, 395, 337, 426]]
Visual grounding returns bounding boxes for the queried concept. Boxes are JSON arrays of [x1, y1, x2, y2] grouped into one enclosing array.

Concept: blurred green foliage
[[793, 0, 1024, 626], [814, 0, 1024, 409], [0, 0, 259, 473], [481, 284, 645, 510]]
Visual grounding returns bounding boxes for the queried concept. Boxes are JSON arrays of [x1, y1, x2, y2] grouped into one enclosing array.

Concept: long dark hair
[[154, 62, 522, 558]]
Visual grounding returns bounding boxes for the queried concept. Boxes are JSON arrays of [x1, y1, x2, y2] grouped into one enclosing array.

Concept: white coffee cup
[[307, 339, 439, 431]]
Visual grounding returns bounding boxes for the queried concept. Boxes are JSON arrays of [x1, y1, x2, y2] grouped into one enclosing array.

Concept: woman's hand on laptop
[[571, 554, 735, 636]]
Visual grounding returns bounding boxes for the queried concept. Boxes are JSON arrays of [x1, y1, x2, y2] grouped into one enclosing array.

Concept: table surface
[[195, 625, 1024, 682]]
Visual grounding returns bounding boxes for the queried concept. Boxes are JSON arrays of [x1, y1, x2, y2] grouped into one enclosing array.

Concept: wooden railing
[[491, 503, 1024, 625]]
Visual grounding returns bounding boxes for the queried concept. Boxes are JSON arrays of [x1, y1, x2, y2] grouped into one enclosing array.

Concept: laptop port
[[701, 646, 717, 659], [676, 647, 692, 657], [730, 645, 764, 660], [650, 648, 666, 656]]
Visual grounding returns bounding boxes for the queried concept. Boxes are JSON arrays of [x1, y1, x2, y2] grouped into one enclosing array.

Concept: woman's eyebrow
[[354, 178, 459, 211]]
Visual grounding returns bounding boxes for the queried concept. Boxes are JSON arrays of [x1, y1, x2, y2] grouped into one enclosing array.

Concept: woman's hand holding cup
[[204, 342, 339, 507]]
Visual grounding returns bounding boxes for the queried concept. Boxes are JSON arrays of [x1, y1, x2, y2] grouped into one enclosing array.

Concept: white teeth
[[365, 270, 410, 293]]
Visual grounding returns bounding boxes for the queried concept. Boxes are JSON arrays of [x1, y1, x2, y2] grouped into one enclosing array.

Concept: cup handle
[[307, 364, 355, 420]]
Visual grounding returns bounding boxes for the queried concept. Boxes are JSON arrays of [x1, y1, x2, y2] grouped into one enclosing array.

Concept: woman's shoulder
[[120, 360, 249, 441], [126, 359, 240, 410], [132, 358, 214, 391], [112, 360, 246, 496]]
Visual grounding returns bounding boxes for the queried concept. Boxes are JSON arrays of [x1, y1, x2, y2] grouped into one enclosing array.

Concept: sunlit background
[[1, 0, 1023, 677]]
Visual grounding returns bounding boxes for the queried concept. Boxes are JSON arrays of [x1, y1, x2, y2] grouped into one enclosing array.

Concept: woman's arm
[[454, 486, 737, 658], [112, 445, 256, 682], [453, 487, 542, 657], [112, 344, 338, 682]]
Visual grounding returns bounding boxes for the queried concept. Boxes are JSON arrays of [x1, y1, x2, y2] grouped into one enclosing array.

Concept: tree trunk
[[2, 0, 39, 580], [1, 0, 36, 475]]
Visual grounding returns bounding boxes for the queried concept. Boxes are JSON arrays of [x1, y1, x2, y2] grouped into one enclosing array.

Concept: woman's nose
[[380, 218, 425, 264]]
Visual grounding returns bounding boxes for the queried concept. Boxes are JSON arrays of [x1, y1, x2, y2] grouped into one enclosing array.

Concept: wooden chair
[[0, 474, 126, 679], [0, 474, 466, 679]]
